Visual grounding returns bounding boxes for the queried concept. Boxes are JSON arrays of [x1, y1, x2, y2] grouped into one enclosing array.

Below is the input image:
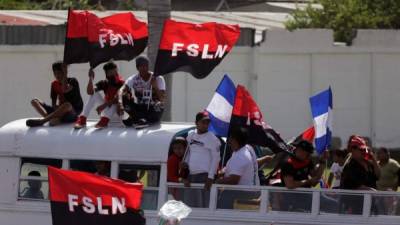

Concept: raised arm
[[86, 68, 95, 95]]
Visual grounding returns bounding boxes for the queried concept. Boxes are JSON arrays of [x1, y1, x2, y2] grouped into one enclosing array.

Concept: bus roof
[[0, 119, 194, 162]]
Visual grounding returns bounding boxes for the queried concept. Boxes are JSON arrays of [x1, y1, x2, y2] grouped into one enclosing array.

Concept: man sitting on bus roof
[[74, 62, 125, 129], [26, 61, 83, 127], [117, 56, 166, 128]]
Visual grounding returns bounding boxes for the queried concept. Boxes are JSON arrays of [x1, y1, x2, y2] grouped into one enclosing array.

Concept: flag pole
[[220, 139, 228, 168]]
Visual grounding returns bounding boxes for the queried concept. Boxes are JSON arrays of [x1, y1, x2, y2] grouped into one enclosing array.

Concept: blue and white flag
[[309, 87, 333, 154], [206, 75, 236, 137]]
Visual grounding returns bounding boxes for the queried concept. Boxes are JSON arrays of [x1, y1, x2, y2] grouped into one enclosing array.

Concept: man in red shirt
[[27, 61, 83, 127], [74, 62, 124, 129]]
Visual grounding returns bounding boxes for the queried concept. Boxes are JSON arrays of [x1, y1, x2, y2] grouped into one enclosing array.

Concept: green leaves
[[285, 0, 400, 44]]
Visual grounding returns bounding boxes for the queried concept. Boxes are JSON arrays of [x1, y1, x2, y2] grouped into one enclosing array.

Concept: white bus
[[0, 119, 399, 225]]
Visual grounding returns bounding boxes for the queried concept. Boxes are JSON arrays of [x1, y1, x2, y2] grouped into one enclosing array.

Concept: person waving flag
[[206, 74, 236, 137], [309, 87, 333, 154]]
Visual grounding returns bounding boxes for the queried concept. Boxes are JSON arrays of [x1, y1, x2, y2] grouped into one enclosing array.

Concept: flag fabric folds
[[290, 126, 315, 145], [48, 167, 145, 225], [230, 85, 289, 153], [309, 87, 333, 154], [206, 74, 236, 137], [154, 19, 241, 79], [64, 10, 148, 68]]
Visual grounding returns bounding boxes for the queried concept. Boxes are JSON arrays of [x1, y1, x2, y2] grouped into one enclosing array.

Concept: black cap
[[294, 140, 314, 153], [195, 111, 210, 123], [135, 56, 149, 67]]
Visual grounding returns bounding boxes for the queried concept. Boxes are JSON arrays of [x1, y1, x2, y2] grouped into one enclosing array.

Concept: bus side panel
[[0, 157, 19, 204]]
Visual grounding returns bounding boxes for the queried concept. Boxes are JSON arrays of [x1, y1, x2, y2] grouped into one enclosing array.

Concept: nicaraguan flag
[[206, 75, 236, 137], [309, 87, 333, 154]]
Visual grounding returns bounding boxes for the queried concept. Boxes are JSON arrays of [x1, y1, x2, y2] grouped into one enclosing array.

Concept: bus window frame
[[17, 157, 62, 202], [115, 161, 164, 211]]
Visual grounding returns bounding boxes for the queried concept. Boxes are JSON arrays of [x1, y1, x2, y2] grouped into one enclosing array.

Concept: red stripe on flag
[[158, 19, 240, 52], [48, 167, 143, 210], [302, 126, 315, 143], [66, 10, 89, 38]]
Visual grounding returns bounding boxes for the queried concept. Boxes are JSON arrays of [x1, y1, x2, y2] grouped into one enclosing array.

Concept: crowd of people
[[23, 57, 400, 213], [166, 112, 400, 212]]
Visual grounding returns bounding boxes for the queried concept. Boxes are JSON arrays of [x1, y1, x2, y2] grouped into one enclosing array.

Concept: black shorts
[[123, 100, 163, 123], [40, 102, 78, 123]]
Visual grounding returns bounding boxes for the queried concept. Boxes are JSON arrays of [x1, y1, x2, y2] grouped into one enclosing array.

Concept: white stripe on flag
[[206, 92, 233, 123], [313, 112, 329, 139]]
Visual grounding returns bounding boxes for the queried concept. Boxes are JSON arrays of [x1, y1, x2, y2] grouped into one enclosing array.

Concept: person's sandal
[[26, 119, 44, 127]]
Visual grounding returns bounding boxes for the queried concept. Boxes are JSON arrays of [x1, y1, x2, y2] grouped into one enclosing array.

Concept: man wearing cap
[[182, 111, 221, 207], [341, 135, 380, 190], [279, 140, 324, 212], [117, 55, 166, 127], [339, 135, 380, 214]]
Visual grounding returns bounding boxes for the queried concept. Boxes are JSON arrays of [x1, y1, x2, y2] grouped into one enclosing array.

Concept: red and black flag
[[289, 126, 315, 145], [48, 167, 145, 225], [154, 19, 240, 79], [229, 85, 290, 153], [64, 10, 148, 68]]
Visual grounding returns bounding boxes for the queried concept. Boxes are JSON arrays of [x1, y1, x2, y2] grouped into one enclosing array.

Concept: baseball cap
[[293, 140, 314, 153], [195, 111, 210, 123]]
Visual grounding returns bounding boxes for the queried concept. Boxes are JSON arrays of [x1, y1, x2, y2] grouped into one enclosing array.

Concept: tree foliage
[[285, 0, 400, 44]]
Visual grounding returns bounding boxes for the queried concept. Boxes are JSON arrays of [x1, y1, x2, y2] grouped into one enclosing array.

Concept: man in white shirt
[[117, 56, 166, 127], [216, 127, 259, 209], [182, 111, 221, 207]]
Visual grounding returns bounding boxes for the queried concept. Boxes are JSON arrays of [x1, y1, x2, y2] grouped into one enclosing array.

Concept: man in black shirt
[[74, 62, 124, 129], [27, 61, 83, 127], [339, 135, 380, 214], [279, 140, 324, 212]]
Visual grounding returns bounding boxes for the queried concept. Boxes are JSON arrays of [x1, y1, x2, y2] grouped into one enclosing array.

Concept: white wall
[[1, 29, 400, 148]]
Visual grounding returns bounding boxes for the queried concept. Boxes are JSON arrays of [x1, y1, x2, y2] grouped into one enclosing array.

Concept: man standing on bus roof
[[117, 56, 166, 128], [74, 62, 125, 129], [182, 111, 221, 208], [26, 61, 83, 127]]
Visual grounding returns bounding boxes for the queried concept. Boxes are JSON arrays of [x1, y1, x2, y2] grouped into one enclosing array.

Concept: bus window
[[118, 164, 160, 210], [19, 158, 62, 201], [69, 160, 111, 177]]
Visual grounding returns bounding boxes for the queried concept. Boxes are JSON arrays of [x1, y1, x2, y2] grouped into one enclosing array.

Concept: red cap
[[349, 135, 368, 150], [195, 111, 210, 123]]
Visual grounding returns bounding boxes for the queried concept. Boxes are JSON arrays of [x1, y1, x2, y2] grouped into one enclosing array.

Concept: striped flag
[[309, 87, 333, 154], [206, 74, 236, 137]]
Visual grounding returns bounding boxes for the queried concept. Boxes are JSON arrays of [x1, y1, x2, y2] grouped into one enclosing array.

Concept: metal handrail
[[166, 182, 400, 218]]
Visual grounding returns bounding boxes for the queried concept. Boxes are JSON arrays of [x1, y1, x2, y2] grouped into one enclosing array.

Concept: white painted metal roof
[[0, 10, 290, 29], [0, 119, 193, 162]]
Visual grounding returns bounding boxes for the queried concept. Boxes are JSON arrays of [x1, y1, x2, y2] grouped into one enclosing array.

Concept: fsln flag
[[64, 9, 148, 68], [309, 87, 333, 154], [230, 85, 290, 153], [154, 19, 240, 79], [48, 167, 145, 225], [206, 74, 236, 137]]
